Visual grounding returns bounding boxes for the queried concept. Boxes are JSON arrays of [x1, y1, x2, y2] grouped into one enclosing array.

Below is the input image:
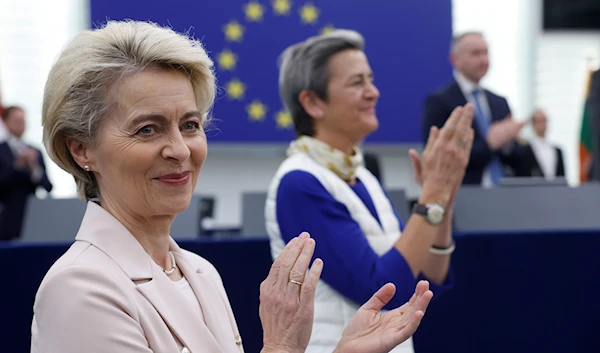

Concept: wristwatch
[[412, 203, 445, 225]]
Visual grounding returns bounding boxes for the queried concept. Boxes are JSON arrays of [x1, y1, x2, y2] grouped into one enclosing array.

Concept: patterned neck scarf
[[286, 135, 364, 182]]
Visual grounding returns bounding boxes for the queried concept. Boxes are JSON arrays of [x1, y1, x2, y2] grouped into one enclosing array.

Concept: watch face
[[427, 204, 445, 224]]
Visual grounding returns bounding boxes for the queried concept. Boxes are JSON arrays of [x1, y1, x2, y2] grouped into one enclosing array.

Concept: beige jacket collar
[[75, 201, 242, 353]]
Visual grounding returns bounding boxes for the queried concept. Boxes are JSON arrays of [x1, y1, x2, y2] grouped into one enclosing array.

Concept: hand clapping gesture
[[408, 104, 475, 204], [259, 232, 433, 353], [333, 281, 433, 353]]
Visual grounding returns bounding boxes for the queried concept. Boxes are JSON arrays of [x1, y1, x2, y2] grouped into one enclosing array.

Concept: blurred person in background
[[514, 109, 565, 179], [422, 31, 524, 187], [587, 68, 600, 181], [0, 105, 53, 240]]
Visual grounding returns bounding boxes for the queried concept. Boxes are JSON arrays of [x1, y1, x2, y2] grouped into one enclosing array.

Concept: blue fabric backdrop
[[90, 0, 453, 144], [4, 230, 600, 353]]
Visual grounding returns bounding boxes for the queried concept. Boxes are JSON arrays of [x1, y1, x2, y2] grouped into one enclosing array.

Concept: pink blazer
[[31, 201, 245, 353]]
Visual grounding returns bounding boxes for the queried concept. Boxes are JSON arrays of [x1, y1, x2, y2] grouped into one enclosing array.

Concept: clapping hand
[[259, 233, 433, 353], [486, 114, 525, 151], [14, 148, 40, 172], [260, 232, 323, 353], [14, 152, 29, 169], [333, 281, 433, 353], [409, 104, 474, 202]]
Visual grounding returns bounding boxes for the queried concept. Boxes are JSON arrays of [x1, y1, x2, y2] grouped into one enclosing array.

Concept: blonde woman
[[31, 21, 433, 353]]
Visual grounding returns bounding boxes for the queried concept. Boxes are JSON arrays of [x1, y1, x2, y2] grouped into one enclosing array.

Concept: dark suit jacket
[[587, 69, 600, 181], [422, 80, 521, 185], [0, 141, 53, 240], [363, 152, 383, 185], [514, 143, 565, 178]]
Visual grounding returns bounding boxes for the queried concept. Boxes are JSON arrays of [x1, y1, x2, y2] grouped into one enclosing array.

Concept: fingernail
[[300, 232, 309, 239]]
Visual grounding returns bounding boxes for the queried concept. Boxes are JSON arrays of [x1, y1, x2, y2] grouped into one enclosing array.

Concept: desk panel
[[2, 230, 600, 353]]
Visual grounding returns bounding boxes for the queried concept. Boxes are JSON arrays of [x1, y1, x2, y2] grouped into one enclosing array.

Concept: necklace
[[158, 251, 177, 275]]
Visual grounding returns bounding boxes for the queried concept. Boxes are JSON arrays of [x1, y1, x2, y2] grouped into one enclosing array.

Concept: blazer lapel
[[448, 81, 468, 106], [484, 90, 505, 122], [75, 202, 224, 353], [529, 146, 542, 176], [174, 249, 243, 353], [136, 268, 224, 353], [554, 147, 562, 177]]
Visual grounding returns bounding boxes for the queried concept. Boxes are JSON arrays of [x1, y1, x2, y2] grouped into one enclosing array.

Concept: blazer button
[[181, 347, 190, 353], [235, 335, 242, 346]]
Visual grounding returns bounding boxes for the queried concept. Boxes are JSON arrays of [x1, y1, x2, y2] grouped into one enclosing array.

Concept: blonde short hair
[[42, 20, 215, 201]]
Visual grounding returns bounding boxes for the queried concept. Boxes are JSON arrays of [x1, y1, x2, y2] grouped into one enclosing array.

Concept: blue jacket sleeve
[[276, 170, 434, 309]]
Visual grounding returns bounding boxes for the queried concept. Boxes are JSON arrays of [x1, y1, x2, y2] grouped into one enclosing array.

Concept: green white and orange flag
[[580, 69, 595, 183]]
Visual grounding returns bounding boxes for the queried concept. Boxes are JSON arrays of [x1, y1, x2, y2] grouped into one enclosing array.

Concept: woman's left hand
[[334, 280, 433, 353], [259, 232, 323, 353]]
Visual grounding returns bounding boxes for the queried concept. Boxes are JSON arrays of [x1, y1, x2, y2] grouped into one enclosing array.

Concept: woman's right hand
[[259, 232, 323, 353], [419, 104, 475, 206]]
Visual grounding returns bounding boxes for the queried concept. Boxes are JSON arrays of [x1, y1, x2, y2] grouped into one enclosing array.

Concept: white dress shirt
[[454, 70, 495, 188], [7, 135, 28, 155], [530, 136, 557, 179], [175, 275, 206, 324]]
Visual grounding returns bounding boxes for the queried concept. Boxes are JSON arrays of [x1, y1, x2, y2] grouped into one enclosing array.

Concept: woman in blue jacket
[[265, 29, 474, 353]]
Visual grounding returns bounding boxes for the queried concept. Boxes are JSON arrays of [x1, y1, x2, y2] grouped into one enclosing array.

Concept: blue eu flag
[[91, 0, 452, 144]]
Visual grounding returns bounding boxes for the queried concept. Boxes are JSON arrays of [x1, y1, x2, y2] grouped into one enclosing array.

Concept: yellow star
[[217, 49, 238, 71], [244, 1, 265, 22], [272, 0, 291, 15], [276, 110, 293, 129], [225, 79, 246, 100], [247, 100, 267, 121], [299, 3, 319, 24], [223, 20, 245, 42], [320, 24, 335, 35]]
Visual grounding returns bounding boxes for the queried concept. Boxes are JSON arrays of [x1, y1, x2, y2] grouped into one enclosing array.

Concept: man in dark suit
[[515, 109, 565, 179], [587, 69, 600, 181], [0, 106, 53, 240], [422, 31, 524, 186]]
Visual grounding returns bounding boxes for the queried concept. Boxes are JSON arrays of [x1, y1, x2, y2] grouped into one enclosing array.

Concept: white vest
[[265, 153, 414, 353]]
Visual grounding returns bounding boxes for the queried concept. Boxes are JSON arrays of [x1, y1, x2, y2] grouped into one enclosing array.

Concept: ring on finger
[[289, 279, 303, 286]]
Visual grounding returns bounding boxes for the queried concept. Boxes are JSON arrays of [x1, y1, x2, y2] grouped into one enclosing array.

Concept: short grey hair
[[278, 29, 364, 136], [450, 31, 484, 53], [42, 20, 215, 201]]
